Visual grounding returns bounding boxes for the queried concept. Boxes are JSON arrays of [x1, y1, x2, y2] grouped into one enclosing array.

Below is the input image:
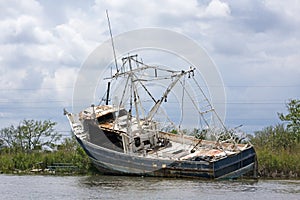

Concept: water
[[0, 175, 299, 200]]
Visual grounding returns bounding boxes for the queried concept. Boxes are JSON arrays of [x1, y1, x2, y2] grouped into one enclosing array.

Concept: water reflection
[[0, 175, 299, 200], [80, 176, 261, 196], [79, 175, 300, 199]]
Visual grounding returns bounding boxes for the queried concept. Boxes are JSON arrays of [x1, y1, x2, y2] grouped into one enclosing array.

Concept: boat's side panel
[[81, 138, 215, 178], [82, 119, 123, 152], [78, 135, 257, 179], [213, 146, 257, 178], [78, 119, 215, 178], [76, 119, 257, 179]]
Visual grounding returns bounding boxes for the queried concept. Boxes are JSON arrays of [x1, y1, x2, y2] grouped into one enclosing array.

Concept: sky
[[0, 0, 300, 135]]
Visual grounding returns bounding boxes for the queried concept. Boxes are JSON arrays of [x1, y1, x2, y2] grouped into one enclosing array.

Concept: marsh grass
[[0, 138, 94, 175]]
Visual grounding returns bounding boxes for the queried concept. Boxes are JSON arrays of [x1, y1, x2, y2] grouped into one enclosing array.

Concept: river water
[[0, 174, 299, 200]]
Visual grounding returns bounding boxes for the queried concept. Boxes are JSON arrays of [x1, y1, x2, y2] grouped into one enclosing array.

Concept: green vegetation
[[0, 120, 94, 175], [249, 99, 300, 178], [0, 99, 299, 178], [0, 119, 61, 153]]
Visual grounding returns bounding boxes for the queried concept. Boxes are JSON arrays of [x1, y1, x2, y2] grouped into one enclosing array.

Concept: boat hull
[[75, 120, 257, 179]]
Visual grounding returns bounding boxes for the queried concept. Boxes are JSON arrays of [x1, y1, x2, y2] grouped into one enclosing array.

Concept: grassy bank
[[249, 99, 300, 179], [0, 140, 95, 175], [255, 146, 300, 178], [1, 145, 299, 179], [1, 137, 299, 178]]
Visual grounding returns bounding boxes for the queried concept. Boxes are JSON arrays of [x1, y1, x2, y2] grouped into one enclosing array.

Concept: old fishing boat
[[65, 54, 257, 179]]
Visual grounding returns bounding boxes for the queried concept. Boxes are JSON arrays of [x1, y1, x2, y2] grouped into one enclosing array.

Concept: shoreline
[[1, 150, 299, 180], [1, 168, 299, 180]]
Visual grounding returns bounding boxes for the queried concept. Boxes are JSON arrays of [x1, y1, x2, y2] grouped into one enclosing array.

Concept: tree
[[0, 119, 62, 153], [189, 128, 207, 140], [278, 99, 300, 143], [0, 125, 16, 149], [252, 124, 297, 152]]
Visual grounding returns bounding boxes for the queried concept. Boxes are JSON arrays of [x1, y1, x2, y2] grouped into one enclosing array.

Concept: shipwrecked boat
[[65, 54, 257, 179]]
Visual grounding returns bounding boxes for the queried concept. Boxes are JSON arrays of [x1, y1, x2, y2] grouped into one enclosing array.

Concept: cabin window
[[134, 137, 141, 147], [143, 140, 150, 145], [97, 112, 115, 123], [118, 109, 127, 117]]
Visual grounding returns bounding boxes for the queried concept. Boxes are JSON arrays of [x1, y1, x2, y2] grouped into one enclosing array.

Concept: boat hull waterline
[[70, 118, 257, 179]]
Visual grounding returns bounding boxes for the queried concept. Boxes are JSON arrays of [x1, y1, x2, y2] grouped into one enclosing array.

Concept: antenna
[[106, 9, 119, 73]]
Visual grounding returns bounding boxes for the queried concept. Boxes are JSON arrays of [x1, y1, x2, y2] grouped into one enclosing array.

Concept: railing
[[47, 163, 78, 172]]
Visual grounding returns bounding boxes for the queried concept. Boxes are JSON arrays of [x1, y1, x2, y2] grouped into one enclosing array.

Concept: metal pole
[[106, 10, 119, 73]]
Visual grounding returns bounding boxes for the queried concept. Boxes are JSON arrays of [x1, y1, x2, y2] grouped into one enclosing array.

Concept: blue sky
[[0, 0, 300, 135]]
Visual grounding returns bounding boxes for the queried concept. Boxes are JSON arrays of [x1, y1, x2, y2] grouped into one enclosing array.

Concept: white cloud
[[265, 0, 300, 22], [0, 66, 27, 89], [0, 0, 43, 18], [204, 0, 231, 18], [41, 67, 78, 103], [0, 0, 299, 133]]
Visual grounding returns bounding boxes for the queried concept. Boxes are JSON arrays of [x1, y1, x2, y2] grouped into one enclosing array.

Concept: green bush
[[256, 147, 300, 177], [0, 137, 93, 174]]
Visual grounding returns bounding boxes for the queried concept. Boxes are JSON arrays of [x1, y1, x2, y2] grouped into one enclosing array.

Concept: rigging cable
[[179, 79, 210, 128], [179, 75, 185, 128], [192, 76, 228, 132]]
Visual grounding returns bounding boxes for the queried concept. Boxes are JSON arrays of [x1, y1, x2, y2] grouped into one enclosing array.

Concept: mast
[[105, 82, 111, 105], [106, 9, 119, 73], [125, 57, 134, 153], [104, 10, 117, 106]]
